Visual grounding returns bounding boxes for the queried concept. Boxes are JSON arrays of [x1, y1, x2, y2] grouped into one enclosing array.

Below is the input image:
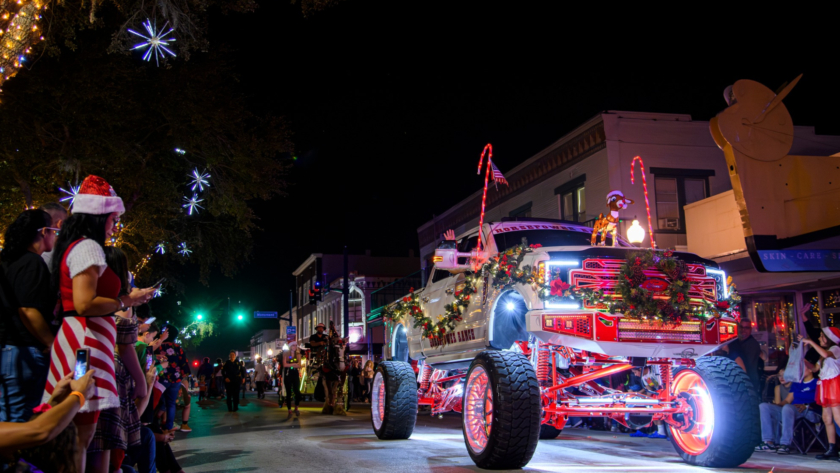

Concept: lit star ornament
[[155, 243, 166, 255], [183, 194, 204, 215], [59, 183, 80, 206], [178, 242, 192, 256], [128, 19, 176, 67], [188, 169, 210, 192]]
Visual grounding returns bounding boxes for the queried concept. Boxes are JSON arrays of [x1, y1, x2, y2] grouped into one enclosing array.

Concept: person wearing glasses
[[0, 209, 61, 422], [726, 318, 763, 393], [37, 202, 68, 272]]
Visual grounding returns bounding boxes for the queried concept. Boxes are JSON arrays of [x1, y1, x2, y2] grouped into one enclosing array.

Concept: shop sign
[[286, 326, 297, 344], [758, 250, 840, 272]]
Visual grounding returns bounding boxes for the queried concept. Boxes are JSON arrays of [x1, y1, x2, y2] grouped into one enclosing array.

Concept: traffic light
[[237, 314, 243, 321], [196, 313, 203, 321], [309, 281, 322, 305], [193, 360, 199, 367]]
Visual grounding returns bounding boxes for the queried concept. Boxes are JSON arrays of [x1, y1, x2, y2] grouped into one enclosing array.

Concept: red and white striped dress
[[41, 238, 121, 413]]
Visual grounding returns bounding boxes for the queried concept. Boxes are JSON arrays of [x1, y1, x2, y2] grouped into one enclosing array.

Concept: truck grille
[[618, 320, 701, 342], [569, 258, 718, 310]]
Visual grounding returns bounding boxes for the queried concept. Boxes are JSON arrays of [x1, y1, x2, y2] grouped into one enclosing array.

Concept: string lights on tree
[[127, 19, 176, 67], [0, 0, 46, 94]]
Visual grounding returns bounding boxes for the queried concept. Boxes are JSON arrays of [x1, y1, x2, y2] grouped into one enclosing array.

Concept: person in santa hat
[[42, 175, 156, 473], [800, 327, 840, 461]]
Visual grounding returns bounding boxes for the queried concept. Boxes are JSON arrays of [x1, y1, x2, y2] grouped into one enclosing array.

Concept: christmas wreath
[[481, 244, 540, 289]]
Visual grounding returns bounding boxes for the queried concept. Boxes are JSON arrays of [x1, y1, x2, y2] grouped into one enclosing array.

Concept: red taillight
[[719, 321, 737, 342], [543, 314, 593, 340]]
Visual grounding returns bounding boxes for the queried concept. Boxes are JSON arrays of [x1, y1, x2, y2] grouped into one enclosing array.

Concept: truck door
[[415, 267, 452, 356]]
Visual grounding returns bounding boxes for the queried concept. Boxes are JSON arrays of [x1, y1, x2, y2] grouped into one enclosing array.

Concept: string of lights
[[0, 0, 47, 95], [630, 155, 656, 249]]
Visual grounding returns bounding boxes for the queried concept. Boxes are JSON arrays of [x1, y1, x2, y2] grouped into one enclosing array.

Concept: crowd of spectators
[[0, 176, 194, 473]]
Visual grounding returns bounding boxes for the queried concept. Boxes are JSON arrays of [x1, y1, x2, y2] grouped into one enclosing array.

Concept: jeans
[[256, 381, 265, 399], [124, 426, 156, 473], [226, 381, 240, 411], [759, 402, 821, 446], [284, 370, 301, 409], [161, 381, 182, 430], [365, 378, 373, 400], [216, 377, 225, 396], [0, 345, 50, 422]]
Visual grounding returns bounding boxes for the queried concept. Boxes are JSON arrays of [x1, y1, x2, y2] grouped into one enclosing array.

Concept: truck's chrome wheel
[[671, 370, 715, 456], [464, 365, 493, 454], [371, 372, 385, 430]]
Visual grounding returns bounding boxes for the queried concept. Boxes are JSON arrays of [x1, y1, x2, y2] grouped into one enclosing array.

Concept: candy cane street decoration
[[630, 155, 656, 249], [475, 143, 500, 253]]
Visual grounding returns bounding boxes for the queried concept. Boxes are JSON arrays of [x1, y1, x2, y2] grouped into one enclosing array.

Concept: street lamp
[[267, 349, 273, 356], [627, 219, 646, 244]]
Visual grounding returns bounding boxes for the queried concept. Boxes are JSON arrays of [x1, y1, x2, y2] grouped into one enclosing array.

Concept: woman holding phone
[[42, 175, 155, 473]]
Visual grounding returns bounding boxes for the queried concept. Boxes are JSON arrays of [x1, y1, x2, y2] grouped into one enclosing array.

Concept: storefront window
[[745, 296, 794, 370], [823, 288, 840, 328], [803, 291, 821, 329]]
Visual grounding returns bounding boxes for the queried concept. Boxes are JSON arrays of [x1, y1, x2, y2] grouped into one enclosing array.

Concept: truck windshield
[[493, 229, 631, 250]]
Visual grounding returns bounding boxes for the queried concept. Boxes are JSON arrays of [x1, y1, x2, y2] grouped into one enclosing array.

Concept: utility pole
[[343, 246, 350, 338]]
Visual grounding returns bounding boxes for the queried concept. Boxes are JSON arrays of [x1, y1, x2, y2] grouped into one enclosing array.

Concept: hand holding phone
[[146, 354, 154, 370], [74, 348, 90, 380], [152, 278, 166, 289]]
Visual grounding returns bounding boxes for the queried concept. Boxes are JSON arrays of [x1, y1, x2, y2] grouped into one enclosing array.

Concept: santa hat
[[606, 190, 625, 203], [71, 175, 125, 216], [824, 327, 840, 344]]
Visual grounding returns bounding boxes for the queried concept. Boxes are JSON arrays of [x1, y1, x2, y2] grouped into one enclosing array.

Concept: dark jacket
[[222, 359, 245, 383], [197, 362, 215, 380]]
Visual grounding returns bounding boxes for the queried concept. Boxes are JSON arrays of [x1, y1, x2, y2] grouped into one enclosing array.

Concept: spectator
[[727, 318, 762, 393], [756, 364, 820, 454], [0, 370, 95, 472], [177, 383, 192, 432], [800, 329, 840, 460], [214, 358, 225, 399], [348, 358, 361, 402], [197, 357, 214, 402], [223, 351, 245, 412], [363, 360, 375, 403], [254, 356, 268, 400], [154, 324, 191, 432], [279, 343, 302, 417], [0, 209, 59, 422], [136, 322, 162, 368], [148, 403, 184, 473], [42, 175, 154, 473], [242, 362, 250, 398], [37, 202, 68, 271], [122, 365, 158, 473]]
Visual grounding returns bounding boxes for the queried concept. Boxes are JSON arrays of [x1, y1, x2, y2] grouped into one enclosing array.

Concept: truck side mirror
[[433, 248, 487, 272]]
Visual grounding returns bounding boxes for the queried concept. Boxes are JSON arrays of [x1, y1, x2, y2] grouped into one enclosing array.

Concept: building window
[[649, 168, 714, 232], [509, 202, 532, 218], [555, 175, 586, 223]]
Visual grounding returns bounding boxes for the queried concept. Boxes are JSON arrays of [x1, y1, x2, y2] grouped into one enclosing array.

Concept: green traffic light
[[197, 314, 203, 320], [237, 314, 243, 320]]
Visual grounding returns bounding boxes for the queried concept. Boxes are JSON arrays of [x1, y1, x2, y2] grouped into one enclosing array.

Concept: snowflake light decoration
[[155, 243, 166, 255], [183, 194, 204, 215], [178, 242, 192, 256], [154, 287, 164, 298], [174, 148, 186, 155], [188, 169, 210, 192], [128, 19, 176, 67], [59, 183, 80, 206]]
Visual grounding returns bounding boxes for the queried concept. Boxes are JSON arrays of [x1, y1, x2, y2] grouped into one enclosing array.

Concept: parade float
[[370, 143, 759, 469]]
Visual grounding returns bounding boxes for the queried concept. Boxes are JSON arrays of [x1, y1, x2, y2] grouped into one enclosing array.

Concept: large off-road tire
[[669, 356, 759, 467], [462, 351, 541, 469], [371, 361, 418, 440], [539, 424, 562, 440]]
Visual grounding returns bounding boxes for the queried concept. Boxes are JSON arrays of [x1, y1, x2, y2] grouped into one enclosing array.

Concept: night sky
[[173, 2, 838, 360]]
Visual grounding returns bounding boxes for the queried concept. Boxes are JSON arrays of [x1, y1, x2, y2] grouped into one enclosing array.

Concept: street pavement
[[173, 391, 840, 473]]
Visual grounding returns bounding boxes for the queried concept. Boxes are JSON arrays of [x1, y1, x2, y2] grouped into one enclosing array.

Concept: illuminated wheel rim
[[463, 365, 493, 454], [670, 370, 715, 456], [371, 372, 385, 431]]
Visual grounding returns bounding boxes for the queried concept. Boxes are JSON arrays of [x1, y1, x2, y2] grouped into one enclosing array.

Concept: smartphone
[[144, 317, 156, 325], [152, 278, 166, 289], [74, 348, 90, 380], [146, 354, 154, 370]]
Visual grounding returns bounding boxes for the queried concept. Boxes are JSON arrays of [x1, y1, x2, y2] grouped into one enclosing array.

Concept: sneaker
[[755, 442, 778, 452], [630, 430, 647, 437], [179, 423, 192, 432], [294, 408, 300, 417], [647, 432, 667, 439], [776, 445, 791, 455]]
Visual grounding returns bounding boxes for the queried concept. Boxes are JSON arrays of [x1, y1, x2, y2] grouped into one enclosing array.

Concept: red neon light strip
[[630, 156, 656, 249], [545, 363, 632, 393], [476, 143, 493, 253]]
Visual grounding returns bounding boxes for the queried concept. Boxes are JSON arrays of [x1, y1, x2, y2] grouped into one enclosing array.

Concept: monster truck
[[371, 218, 759, 470]]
